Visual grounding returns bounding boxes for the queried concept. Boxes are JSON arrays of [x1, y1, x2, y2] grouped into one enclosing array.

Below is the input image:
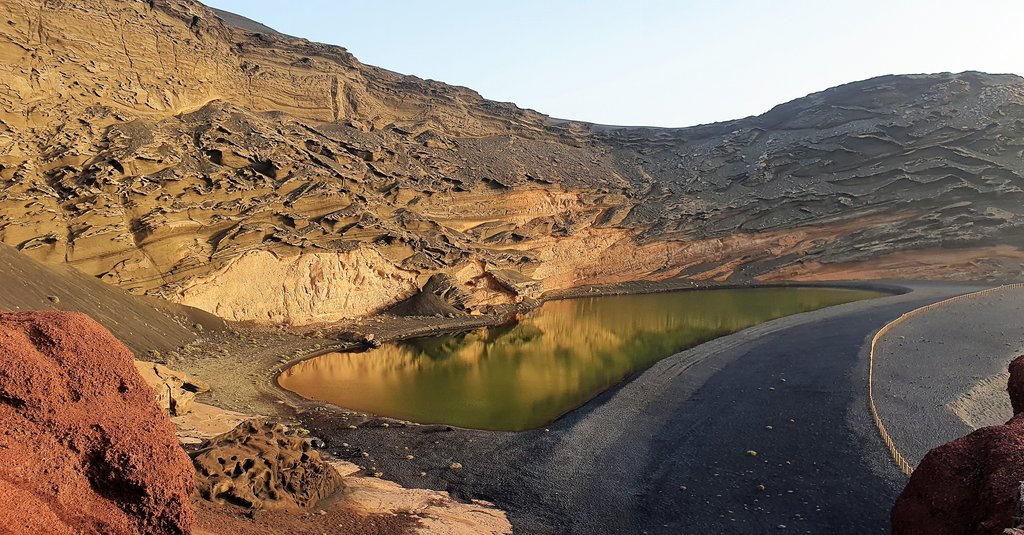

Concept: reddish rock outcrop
[[892, 354, 1024, 535], [0, 311, 195, 534], [1008, 357, 1024, 415]]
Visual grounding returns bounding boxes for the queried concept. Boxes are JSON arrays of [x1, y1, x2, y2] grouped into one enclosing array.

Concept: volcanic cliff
[[2, 0, 1023, 326]]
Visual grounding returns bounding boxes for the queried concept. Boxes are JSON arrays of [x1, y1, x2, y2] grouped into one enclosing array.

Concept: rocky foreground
[[0, 311, 510, 534], [1, 0, 1023, 327], [893, 354, 1024, 534], [0, 311, 195, 533]]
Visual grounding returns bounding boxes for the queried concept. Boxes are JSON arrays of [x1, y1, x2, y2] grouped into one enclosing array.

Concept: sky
[[203, 0, 1024, 127]]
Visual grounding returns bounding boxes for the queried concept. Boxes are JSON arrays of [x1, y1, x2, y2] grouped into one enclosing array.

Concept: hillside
[[1, 0, 1022, 325], [0, 243, 221, 353]]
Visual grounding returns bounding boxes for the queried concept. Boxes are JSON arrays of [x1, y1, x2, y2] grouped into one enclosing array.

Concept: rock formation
[[1, 0, 1023, 326], [0, 311, 195, 534], [892, 354, 1024, 535], [192, 418, 344, 511], [135, 359, 211, 416]]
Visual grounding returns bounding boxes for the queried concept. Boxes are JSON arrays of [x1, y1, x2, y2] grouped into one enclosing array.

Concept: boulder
[[134, 360, 210, 416], [1008, 356, 1024, 414], [192, 418, 344, 511], [0, 311, 195, 534]]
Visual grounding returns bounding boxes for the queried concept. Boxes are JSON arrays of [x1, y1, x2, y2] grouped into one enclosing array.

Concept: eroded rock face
[[2, 0, 1024, 326], [193, 418, 344, 511], [173, 249, 420, 324], [0, 311, 194, 534], [892, 355, 1024, 535]]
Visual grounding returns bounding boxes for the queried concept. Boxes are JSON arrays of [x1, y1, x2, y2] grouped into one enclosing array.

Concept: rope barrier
[[868, 283, 1024, 477]]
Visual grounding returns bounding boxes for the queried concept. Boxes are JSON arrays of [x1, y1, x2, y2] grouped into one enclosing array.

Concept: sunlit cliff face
[[278, 287, 885, 430], [2, 0, 1022, 328]]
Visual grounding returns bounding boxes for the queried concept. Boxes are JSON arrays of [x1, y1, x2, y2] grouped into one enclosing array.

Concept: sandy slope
[[0, 243, 221, 354]]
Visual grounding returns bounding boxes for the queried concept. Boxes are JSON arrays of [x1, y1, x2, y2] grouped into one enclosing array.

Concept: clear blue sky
[[203, 0, 1024, 127]]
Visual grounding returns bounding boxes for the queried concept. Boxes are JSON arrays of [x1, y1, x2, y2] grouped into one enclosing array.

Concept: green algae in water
[[278, 287, 885, 431]]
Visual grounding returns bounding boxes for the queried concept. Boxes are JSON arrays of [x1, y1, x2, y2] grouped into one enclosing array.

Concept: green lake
[[277, 287, 886, 431]]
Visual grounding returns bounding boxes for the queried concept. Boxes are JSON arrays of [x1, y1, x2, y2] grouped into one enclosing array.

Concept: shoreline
[[283, 281, 998, 533], [168, 279, 1000, 533], [264, 279, 913, 422], [170, 278, 930, 429]]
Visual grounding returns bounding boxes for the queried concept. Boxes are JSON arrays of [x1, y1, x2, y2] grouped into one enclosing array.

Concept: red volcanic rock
[[1008, 356, 1024, 415], [0, 311, 194, 534], [892, 355, 1024, 535]]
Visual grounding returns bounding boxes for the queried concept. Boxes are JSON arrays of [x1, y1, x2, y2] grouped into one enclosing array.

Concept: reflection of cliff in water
[[279, 287, 885, 430]]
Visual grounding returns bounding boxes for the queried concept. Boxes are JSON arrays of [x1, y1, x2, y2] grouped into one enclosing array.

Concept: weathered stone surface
[[192, 418, 344, 511], [134, 360, 210, 416], [2, 0, 1024, 326], [0, 311, 195, 534]]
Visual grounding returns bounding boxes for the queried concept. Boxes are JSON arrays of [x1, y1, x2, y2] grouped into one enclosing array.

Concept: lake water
[[278, 287, 886, 431]]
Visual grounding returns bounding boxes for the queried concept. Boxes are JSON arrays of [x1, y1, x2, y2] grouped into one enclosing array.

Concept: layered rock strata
[[2, 0, 1023, 325]]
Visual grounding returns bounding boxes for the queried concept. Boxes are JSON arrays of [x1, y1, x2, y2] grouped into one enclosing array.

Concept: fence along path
[[867, 283, 1024, 477]]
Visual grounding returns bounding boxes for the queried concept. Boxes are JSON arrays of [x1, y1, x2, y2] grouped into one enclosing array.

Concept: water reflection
[[278, 287, 884, 431]]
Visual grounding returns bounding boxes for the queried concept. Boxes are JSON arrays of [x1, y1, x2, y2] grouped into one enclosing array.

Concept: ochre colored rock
[[193, 418, 344, 511], [0, 311, 195, 534], [134, 360, 210, 416], [892, 355, 1024, 535], [3, 0, 1024, 327]]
